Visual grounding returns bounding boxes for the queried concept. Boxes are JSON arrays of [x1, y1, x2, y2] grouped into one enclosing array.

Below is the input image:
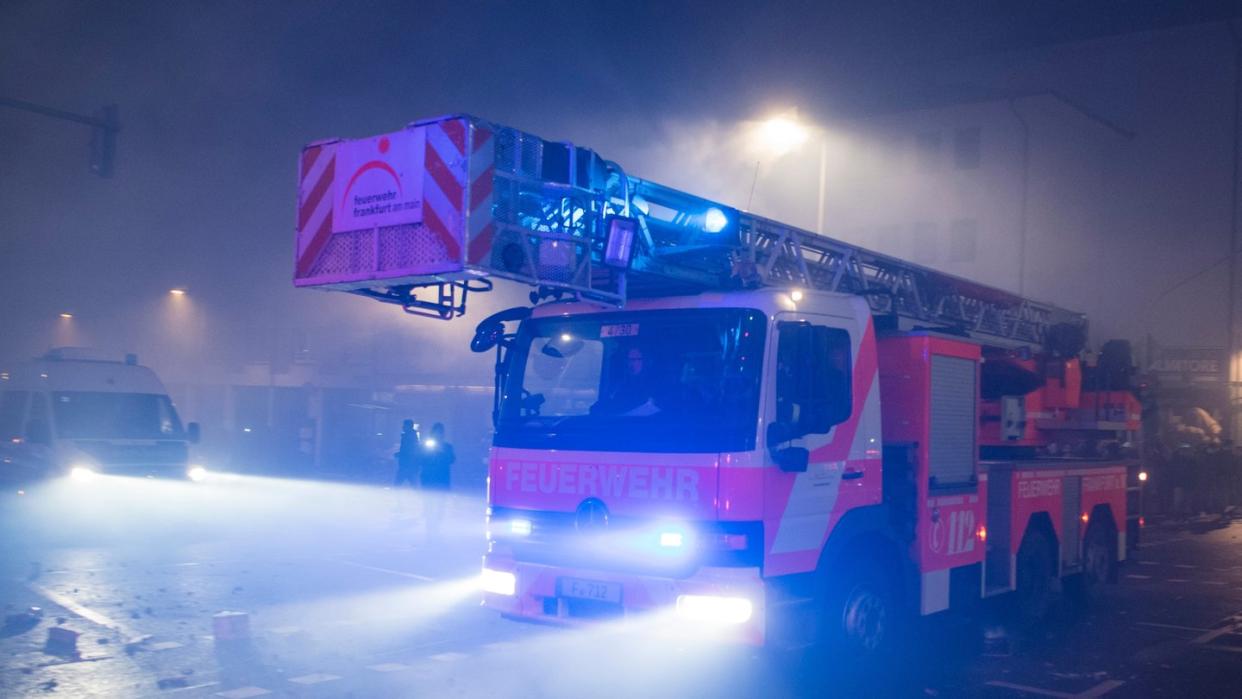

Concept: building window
[[954, 127, 981, 170], [949, 218, 978, 263], [916, 132, 941, 171]]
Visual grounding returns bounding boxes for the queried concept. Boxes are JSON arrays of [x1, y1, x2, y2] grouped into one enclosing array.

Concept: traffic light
[[90, 104, 119, 177]]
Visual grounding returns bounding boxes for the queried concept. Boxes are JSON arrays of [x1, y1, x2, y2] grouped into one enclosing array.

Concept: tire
[[819, 557, 898, 658], [1067, 523, 1114, 605], [1014, 529, 1056, 625]]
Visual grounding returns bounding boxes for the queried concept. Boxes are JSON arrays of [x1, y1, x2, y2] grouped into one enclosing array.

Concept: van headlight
[[187, 465, 208, 482], [69, 464, 98, 482]]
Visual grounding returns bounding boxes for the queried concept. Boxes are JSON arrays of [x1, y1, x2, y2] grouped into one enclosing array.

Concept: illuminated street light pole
[[753, 113, 828, 234]]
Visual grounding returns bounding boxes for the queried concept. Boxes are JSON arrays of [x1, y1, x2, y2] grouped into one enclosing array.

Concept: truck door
[[762, 312, 882, 577]]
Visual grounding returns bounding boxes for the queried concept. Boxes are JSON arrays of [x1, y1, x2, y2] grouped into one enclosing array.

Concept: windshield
[[52, 392, 185, 440], [495, 308, 766, 453]]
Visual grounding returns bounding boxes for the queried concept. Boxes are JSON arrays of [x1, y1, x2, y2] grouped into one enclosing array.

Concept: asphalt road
[[2, 472, 1242, 698]]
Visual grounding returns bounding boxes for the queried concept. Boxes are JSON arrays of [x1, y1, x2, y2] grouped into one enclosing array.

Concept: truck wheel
[[1014, 529, 1055, 625], [821, 558, 896, 657], [1067, 523, 1113, 604], [1082, 523, 1115, 586]]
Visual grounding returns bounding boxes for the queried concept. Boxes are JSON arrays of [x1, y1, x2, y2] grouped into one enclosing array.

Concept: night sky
[[3, 0, 1241, 379]]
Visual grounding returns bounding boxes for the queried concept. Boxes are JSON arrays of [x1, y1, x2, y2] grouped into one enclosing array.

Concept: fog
[[4, 1, 1242, 465]]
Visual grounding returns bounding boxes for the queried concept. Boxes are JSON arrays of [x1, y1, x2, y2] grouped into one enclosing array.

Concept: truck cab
[[0, 348, 201, 483], [482, 289, 877, 644]]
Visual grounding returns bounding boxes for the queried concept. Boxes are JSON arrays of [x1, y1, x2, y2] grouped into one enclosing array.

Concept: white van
[[0, 348, 201, 482]]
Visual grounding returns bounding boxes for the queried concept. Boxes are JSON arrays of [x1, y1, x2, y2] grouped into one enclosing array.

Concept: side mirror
[[775, 447, 809, 473], [471, 321, 505, 353], [25, 419, 51, 445], [471, 306, 533, 353], [186, 422, 201, 444], [767, 422, 809, 472]]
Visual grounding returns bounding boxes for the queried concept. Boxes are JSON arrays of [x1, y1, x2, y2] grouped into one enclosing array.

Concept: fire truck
[[293, 114, 1139, 652]]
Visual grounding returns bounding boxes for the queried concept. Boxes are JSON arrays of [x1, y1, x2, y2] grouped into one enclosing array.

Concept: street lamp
[[55, 311, 77, 347], [752, 113, 829, 235], [757, 116, 808, 156], [169, 288, 187, 296]]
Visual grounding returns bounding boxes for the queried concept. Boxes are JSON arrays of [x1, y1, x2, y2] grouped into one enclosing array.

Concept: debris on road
[[3, 606, 43, 635], [982, 625, 1012, 657], [213, 611, 250, 641], [44, 626, 80, 656], [124, 634, 153, 655], [156, 676, 189, 690]]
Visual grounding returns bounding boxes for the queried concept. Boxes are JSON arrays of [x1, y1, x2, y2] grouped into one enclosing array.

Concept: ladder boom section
[[293, 114, 1084, 349], [732, 212, 1085, 348]]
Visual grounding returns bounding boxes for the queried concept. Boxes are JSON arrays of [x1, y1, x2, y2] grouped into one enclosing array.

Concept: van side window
[[0, 391, 30, 441], [26, 393, 52, 445]]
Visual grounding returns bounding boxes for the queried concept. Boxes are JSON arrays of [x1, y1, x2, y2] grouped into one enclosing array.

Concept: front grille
[[74, 441, 188, 469], [72, 441, 187, 476]]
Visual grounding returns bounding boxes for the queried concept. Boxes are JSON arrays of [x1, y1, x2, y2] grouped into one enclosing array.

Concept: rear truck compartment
[[982, 460, 1128, 595]]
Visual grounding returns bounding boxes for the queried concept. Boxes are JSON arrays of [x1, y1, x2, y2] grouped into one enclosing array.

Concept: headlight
[[69, 464, 98, 482], [187, 465, 208, 482], [480, 568, 516, 596], [675, 594, 753, 624], [659, 531, 685, 548]]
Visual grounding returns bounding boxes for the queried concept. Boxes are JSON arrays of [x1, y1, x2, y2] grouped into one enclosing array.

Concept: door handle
[[842, 469, 864, 480]]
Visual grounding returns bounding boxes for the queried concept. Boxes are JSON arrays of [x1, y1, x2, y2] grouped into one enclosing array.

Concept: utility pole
[[0, 97, 120, 177], [1228, 20, 1241, 440]]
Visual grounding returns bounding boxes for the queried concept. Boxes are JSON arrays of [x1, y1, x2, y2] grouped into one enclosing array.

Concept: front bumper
[[481, 553, 766, 645]]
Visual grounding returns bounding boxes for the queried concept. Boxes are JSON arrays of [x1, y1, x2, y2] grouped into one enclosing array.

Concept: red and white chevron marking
[[467, 126, 495, 264], [422, 119, 467, 263], [295, 141, 337, 279]]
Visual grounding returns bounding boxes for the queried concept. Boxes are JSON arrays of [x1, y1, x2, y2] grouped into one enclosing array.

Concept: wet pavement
[[3, 472, 1242, 697]]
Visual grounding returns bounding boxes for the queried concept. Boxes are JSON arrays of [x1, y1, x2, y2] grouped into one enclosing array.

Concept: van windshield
[[494, 308, 765, 453], [52, 392, 185, 440]]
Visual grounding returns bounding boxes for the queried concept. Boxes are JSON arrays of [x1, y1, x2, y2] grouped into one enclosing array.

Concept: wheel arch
[[1020, 511, 1059, 565], [817, 504, 915, 611]]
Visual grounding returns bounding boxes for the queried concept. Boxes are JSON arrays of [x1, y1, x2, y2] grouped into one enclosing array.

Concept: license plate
[[558, 577, 622, 604]]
